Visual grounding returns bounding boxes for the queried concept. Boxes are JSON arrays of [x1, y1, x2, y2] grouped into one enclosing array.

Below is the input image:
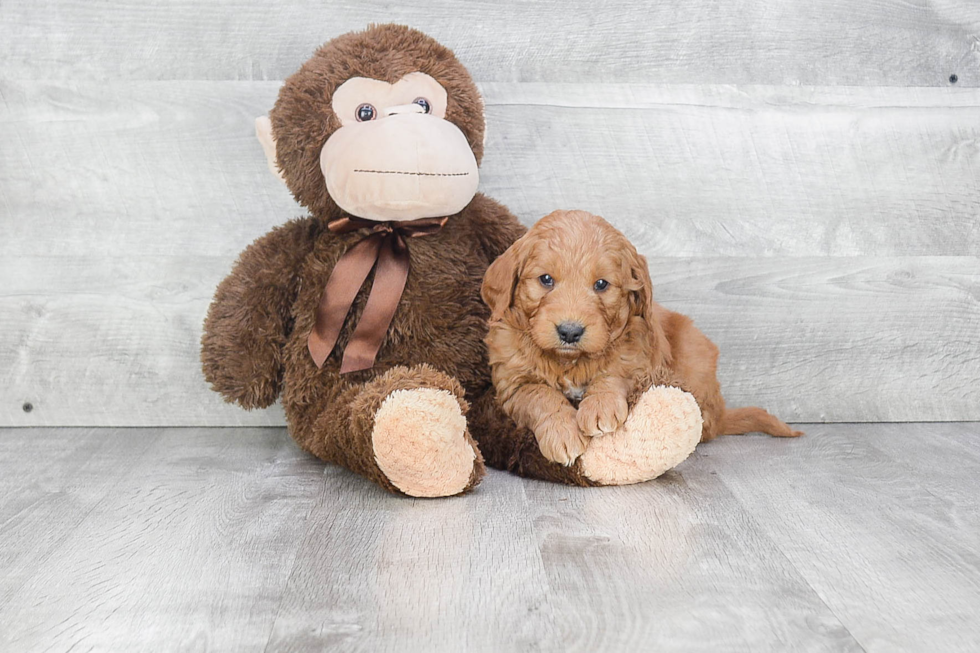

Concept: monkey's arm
[[201, 217, 319, 409], [466, 193, 527, 262]]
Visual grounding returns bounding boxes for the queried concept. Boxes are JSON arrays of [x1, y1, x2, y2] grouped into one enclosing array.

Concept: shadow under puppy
[[482, 209, 801, 468]]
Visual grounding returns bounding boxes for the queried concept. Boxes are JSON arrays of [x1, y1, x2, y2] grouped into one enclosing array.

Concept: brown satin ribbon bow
[[308, 215, 448, 373]]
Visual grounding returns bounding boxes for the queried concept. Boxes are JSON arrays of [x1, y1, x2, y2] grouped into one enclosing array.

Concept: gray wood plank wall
[[1, 1, 978, 426]]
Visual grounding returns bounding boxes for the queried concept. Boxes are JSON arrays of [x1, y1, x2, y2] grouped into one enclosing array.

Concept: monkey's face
[[265, 25, 488, 223], [320, 72, 479, 221]]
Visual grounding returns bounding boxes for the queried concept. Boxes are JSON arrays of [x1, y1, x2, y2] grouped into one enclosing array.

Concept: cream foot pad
[[580, 385, 702, 485], [372, 388, 476, 497]]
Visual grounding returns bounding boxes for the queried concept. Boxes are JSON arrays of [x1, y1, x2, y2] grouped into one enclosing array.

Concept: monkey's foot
[[580, 385, 702, 485], [372, 388, 484, 497]]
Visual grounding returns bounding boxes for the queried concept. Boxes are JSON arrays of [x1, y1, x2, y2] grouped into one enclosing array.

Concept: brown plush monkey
[[203, 24, 524, 497], [202, 25, 696, 496]]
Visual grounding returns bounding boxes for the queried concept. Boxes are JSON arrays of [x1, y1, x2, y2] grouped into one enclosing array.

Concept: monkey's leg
[[466, 386, 598, 487], [307, 364, 485, 497], [578, 385, 702, 485]]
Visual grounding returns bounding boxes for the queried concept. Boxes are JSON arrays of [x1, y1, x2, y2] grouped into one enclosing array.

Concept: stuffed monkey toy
[[201, 25, 701, 497]]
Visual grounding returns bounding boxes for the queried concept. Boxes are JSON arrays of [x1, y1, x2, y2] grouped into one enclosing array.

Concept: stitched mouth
[[353, 169, 470, 177]]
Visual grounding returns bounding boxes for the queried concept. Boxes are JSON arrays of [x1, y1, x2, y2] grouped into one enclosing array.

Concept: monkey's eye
[[594, 279, 609, 292], [539, 274, 554, 288], [356, 104, 377, 122], [413, 97, 431, 114]]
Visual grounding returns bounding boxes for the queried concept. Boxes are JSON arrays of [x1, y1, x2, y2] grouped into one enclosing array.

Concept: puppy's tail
[[720, 407, 803, 437]]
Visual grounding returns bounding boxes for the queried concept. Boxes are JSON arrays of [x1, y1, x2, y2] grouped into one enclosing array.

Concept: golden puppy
[[482, 210, 801, 466]]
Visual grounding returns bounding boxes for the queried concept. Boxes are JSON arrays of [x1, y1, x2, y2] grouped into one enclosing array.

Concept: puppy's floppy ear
[[625, 243, 655, 322], [482, 234, 530, 321], [624, 243, 672, 362]]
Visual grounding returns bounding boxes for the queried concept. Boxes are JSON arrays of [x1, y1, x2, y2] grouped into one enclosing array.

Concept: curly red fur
[[483, 210, 801, 465]]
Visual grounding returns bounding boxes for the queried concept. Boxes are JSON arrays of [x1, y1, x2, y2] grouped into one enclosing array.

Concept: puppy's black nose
[[556, 321, 585, 344]]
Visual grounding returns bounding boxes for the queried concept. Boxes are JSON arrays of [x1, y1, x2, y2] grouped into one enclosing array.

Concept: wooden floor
[[1, 423, 979, 652]]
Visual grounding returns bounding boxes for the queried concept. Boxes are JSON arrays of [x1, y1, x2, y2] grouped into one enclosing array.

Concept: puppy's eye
[[413, 97, 431, 114], [539, 274, 555, 288], [356, 104, 376, 122], [594, 279, 609, 292]]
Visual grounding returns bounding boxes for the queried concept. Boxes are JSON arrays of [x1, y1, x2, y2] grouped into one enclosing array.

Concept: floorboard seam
[[702, 456, 870, 653], [260, 466, 334, 653], [0, 429, 160, 609], [514, 476, 564, 652]]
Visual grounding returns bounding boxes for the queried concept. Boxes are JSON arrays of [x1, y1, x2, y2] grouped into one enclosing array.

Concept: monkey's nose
[[384, 103, 426, 117], [556, 322, 585, 344]]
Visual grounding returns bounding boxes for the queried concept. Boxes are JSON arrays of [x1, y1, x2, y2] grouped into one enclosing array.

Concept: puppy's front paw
[[577, 392, 629, 436], [536, 410, 589, 466]]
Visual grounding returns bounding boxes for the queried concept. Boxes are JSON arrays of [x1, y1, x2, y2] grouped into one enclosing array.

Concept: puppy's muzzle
[[556, 321, 585, 344]]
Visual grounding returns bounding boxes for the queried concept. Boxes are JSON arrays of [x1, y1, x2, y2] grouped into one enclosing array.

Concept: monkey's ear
[[478, 94, 488, 148], [255, 116, 286, 185]]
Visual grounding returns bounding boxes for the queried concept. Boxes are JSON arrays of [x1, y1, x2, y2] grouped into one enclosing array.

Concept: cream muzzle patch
[[320, 73, 479, 222]]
